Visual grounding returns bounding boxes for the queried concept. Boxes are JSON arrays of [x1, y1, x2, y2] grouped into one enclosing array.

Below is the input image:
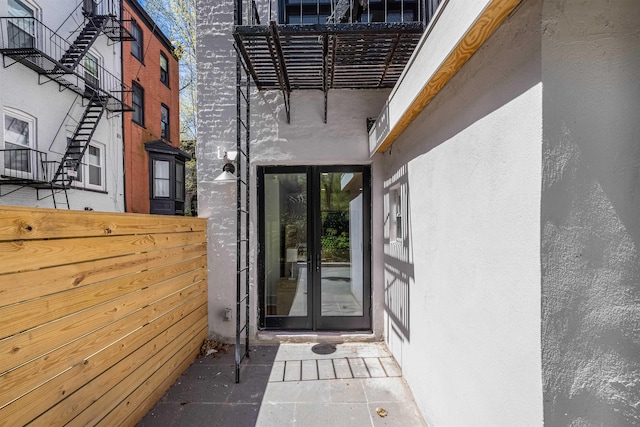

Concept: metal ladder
[[234, 0, 255, 384]]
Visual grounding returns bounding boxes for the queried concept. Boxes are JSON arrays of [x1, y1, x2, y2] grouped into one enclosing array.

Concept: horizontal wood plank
[[0, 257, 206, 340], [31, 316, 207, 426], [96, 330, 206, 427], [0, 300, 207, 426], [0, 206, 206, 242], [0, 243, 205, 308], [0, 207, 209, 425], [0, 276, 206, 407], [0, 230, 206, 275], [0, 277, 207, 375]]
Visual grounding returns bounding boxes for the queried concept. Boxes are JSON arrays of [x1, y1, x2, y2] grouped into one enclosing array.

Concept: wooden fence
[[0, 206, 208, 426]]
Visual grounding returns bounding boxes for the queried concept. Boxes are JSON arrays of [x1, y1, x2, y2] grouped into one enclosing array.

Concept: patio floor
[[137, 342, 427, 427]]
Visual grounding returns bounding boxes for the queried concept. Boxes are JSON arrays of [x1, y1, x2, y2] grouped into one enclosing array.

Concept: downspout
[[121, 0, 127, 212]]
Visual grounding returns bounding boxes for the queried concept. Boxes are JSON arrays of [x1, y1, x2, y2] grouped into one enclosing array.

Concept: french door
[[258, 165, 371, 331]]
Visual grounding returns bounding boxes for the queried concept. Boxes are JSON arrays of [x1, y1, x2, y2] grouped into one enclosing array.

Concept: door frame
[[257, 165, 372, 331]]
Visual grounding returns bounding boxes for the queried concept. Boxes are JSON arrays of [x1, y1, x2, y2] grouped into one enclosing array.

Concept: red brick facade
[[123, 0, 181, 214]]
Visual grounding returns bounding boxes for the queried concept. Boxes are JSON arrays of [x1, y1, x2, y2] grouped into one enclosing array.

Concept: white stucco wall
[[380, 0, 543, 425], [0, 0, 125, 212], [541, 0, 640, 424], [197, 0, 391, 339]]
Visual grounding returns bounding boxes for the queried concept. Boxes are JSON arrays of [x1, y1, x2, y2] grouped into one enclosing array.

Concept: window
[[175, 162, 184, 201], [8, 0, 36, 49], [132, 82, 144, 126], [131, 20, 143, 61], [66, 140, 105, 191], [160, 104, 169, 140], [84, 52, 99, 90], [146, 142, 189, 215], [153, 159, 170, 197], [3, 109, 35, 174], [390, 186, 402, 242], [280, 0, 420, 24], [87, 144, 104, 189], [66, 137, 82, 181], [160, 52, 169, 86], [83, 0, 97, 15]]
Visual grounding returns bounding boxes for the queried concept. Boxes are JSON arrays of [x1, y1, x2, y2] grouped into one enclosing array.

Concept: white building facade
[[0, 0, 131, 211], [197, 0, 640, 425]]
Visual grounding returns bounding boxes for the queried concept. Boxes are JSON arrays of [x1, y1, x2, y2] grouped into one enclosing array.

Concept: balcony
[[234, 0, 442, 92], [0, 17, 131, 112], [0, 148, 69, 194]]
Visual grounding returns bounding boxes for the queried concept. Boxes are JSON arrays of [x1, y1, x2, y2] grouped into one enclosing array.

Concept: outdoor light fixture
[[213, 150, 238, 183]]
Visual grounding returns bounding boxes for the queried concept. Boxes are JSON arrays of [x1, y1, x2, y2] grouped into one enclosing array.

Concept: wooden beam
[[0, 205, 205, 242], [375, 0, 522, 153]]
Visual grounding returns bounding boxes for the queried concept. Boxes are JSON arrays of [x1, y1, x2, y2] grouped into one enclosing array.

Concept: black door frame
[[257, 165, 371, 331]]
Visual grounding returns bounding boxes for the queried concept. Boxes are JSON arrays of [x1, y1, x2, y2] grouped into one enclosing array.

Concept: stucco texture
[[541, 0, 640, 425], [381, 0, 544, 425]]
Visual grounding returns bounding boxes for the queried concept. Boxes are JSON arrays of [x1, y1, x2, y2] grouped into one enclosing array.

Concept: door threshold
[[256, 330, 378, 344]]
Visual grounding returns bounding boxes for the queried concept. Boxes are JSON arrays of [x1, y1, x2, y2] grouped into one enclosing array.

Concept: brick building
[[123, 0, 188, 215]]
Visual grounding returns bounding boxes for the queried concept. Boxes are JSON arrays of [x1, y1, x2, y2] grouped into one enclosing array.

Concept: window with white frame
[[84, 51, 100, 90], [390, 185, 402, 242], [8, 0, 36, 49], [87, 144, 103, 189], [153, 159, 170, 197], [69, 141, 104, 191], [3, 108, 35, 174]]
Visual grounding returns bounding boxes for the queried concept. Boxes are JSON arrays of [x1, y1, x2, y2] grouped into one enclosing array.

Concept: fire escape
[[0, 0, 133, 208], [233, 0, 442, 124]]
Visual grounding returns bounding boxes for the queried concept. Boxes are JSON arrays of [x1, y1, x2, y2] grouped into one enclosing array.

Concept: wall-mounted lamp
[[214, 150, 238, 183]]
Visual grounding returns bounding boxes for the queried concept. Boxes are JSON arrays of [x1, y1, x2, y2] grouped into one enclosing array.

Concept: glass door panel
[[263, 171, 308, 320], [319, 172, 364, 317]]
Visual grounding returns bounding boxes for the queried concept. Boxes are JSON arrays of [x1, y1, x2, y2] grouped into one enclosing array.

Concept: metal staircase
[[47, 93, 106, 208], [0, 0, 133, 208], [58, 15, 109, 71]]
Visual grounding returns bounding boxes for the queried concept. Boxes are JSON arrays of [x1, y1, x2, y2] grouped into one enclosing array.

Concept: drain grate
[[311, 343, 337, 355]]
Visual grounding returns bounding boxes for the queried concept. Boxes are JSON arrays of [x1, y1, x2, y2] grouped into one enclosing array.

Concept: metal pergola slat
[[233, 21, 424, 120]]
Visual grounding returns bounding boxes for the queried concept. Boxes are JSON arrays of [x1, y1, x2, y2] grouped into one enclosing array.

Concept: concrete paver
[[138, 343, 426, 427]]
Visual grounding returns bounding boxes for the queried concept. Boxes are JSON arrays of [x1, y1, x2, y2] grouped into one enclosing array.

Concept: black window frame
[[279, 0, 422, 24], [131, 82, 144, 126], [148, 152, 186, 215], [160, 103, 169, 140], [160, 51, 169, 86], [130, 20, 143, 61]]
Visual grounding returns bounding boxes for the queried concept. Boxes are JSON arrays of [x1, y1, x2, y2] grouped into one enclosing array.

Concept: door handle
[[316, 253, 321, 272]]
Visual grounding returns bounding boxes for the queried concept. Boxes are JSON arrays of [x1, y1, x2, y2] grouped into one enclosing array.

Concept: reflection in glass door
[[258, 166, 370, 331], [261, 169, 310, 329], [319, 172, 364, 317]]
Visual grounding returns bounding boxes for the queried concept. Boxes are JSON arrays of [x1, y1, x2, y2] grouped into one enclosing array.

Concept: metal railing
[[0, 17, 71, 63], [0, 149, 57, 183], [254, 0, 443, 25], [56, 0, 123, 34], [82, 0, 121, 17], [0, 17, 130, 110]]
